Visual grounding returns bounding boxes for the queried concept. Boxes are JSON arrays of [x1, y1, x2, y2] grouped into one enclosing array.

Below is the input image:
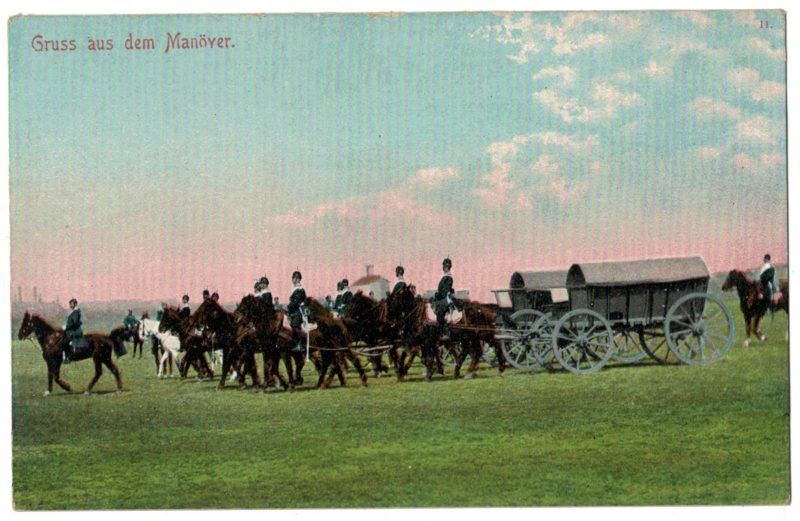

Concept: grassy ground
[[11, 307, 789, 509]]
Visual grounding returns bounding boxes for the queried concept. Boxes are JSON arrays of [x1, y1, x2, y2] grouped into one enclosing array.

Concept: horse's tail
[[109, 327, 128, 358]]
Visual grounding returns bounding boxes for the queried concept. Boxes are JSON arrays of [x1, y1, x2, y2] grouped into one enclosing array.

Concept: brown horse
[[17, 312, 124, 396], [158, 306, 214, 378], [722, 269, 789, 347], [303, 298, 369, 388], [232, 295, 310, 389], [341, 292, 396, 378], [448, 301, 507, 379], [386, 286, 444, 381]]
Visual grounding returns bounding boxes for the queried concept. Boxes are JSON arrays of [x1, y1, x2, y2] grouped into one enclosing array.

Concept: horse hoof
[[743, 339, 750, 349], [42, 390, 51, 397], [84, 391, 91, 396], [759, 335, 767, 342]]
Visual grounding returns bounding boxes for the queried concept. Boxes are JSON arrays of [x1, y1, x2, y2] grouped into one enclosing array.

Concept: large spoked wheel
[[665, 293, 734, 365], [500, 309, 546, 370], [530, 314, 556, 368], [638, 328, 680, 365], [612, 329, 648, 363], [552, 309, 615, 374]]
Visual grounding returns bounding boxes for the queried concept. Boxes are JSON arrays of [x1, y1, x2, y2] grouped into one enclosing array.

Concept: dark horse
[[303, 298, 369, 388], [341, 292, 396, 379], [17, 311, 125, 396], [722, 269, 789, 347], [190, 296, 275, 390], [386, 286, 446, 381], [232, 295, 308, 389], [158, 306, 214, 378]]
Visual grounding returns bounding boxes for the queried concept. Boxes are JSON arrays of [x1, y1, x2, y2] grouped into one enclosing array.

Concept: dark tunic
[[392, 280, 407, 294], [288, 285, 307, 329], [64, 308, 83, 343], [258, 291, 274, 310], [123, 314, 137, 330], [179, 305, 191, 320], [434, 274, 453, 302]]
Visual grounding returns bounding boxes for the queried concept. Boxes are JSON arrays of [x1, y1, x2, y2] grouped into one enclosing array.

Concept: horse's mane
[[304, 297, 339, 328]]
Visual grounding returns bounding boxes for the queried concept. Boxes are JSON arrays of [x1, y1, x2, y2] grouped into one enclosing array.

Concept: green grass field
[[11, 307, 789, 509]]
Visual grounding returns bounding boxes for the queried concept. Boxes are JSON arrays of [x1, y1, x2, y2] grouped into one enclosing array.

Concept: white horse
[[140, 318, 183, 378]]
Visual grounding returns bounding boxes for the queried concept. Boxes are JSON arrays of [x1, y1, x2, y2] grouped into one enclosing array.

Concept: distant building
[[351, 265, 390, 300]]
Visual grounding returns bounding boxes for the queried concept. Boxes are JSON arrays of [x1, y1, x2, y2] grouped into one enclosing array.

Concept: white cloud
[[642, 60, 670, 78], [532, 66, 576, 87], [760, 152, 785, 166], [533, 82, 641, 124], [749, 37, 786, 60], [728, 67, 785, 102], [409, 167, 458, 188], [737, 115, 780, 144], [674, 12, 712, 27], [532, 89, 592, 124], [732, 153, 756, 170], [689, 97, 742, 120], [696, 146, 722, 160]]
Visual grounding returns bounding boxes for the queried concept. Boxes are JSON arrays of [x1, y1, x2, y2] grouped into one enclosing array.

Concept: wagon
[[491, 269, 570, 370], [548, 256, 734, 374]]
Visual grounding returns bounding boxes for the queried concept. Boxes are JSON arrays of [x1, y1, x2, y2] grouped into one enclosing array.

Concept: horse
[[140, 318, 183, 378], [119, 319, 146, 358], [158, 306, 215, 379], [190, 297, 270, 390], [341, 292, 396, 379], [722, 269, 789, 348], [231, 295, 309, 390], [449, 301, 506, 379], [17, 311, 124, 396], [386, 286, 444, 381], [302, 298, 369, 388]]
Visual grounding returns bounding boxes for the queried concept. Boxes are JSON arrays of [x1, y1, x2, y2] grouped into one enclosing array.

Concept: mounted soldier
[[202, 289, 211, 302], [758, 253, 777, 304], [123, 309, 137, 334], [62, 298, 84, 364], [392, 265, 407, 295], [179, 294, 191, 319], [338, 278, 353, 314], [433, 258, 455, 339], [255, 276, 274, 310], [287, 271, 307, 352]]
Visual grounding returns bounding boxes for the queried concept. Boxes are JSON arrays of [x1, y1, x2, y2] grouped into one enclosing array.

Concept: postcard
[[8, 11, 788, 509]]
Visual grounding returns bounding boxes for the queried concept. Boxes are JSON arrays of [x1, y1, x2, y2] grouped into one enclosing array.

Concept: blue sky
[[9, 11, 787, 302]]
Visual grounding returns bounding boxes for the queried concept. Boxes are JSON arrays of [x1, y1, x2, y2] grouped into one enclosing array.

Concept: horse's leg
[[292, 351, 306, 386], [492, 339, 506, 375], [464, 339, 481, 379], [348, 349, 368, 387], [105, 358, 123, 391], [86, 358, 103, 394], [281, 353, 295, 390], [330, 355, 345, 387], [317, 354, 331, 388], [158, 350, 168, 378]]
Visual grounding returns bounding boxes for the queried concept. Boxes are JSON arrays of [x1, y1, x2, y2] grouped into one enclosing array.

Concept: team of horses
[[17, 268, 789, 396]]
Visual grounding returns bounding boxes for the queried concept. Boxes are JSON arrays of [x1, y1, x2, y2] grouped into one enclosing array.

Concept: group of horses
[[17, 286, 507, 396], [16, 268, 788, 397]]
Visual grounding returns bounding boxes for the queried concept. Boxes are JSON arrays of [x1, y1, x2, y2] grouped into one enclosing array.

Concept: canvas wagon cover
[[567, 257, 710, 288], [509, 270, 569, 290]]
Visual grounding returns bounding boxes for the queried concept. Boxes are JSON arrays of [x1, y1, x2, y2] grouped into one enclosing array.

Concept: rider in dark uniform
[[287, 271, 307, 352], [392, 265, 407, 294], [758, 253, 776, 304], [339, 279, 353, 314], [333, 281, 343, 313], [202, 289, 211, 302], [123, 309, 137, 338], [434, 258, 454, 338], [255, 276, 274, 310], [179, 295, 191, 319], [62, 298, 84, 364]]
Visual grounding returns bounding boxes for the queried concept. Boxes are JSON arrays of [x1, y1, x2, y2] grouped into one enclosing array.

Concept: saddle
[[425, 303, 463, 324], [69, 337, 88, 349], [281, 314, 318, 334]]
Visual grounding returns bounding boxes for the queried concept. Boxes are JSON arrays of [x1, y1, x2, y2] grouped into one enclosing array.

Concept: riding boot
[[292, 329, 304, 352], [62, 343, 71, 364]]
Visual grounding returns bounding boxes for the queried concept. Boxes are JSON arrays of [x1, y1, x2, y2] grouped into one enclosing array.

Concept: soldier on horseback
[[123, 309, 137, 337], [758, 253, 777, 304], [393, 265, 407, 294], [333, 281, 343, 313], [255, 276, 274, 309], [62, 298, 84, 364], [338, 279, 353, 315], [179, 295, 191, 319], [433, 258, 455, 340], [202, 289, 211, 302], [287, 271, 307, 352]]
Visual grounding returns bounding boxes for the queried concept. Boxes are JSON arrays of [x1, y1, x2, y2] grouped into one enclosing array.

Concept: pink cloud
[[749, 37, 785, 61], [410, 166, 459, 188], [760, 152, 785, 166], [728, 67, 785, 102], [689, 97, 742, 120], [732, 153, 756, 170], [737, 116, 779, 144], [674, 12, 712, 27]]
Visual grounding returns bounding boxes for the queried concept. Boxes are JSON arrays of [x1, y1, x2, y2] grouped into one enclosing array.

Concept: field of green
[[11, 306, 790, 509]]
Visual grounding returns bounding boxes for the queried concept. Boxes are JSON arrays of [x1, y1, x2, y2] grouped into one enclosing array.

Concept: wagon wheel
[[530, 314, 556, 369], [551, 309, 615, 374], [637, 328, 680, 365], [499, 309, 546, 370], [665, 293, 734, 365], [612, 329, 648, 363]]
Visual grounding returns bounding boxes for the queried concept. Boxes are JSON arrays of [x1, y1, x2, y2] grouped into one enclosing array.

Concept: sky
[[8, 11, 787, 304]]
